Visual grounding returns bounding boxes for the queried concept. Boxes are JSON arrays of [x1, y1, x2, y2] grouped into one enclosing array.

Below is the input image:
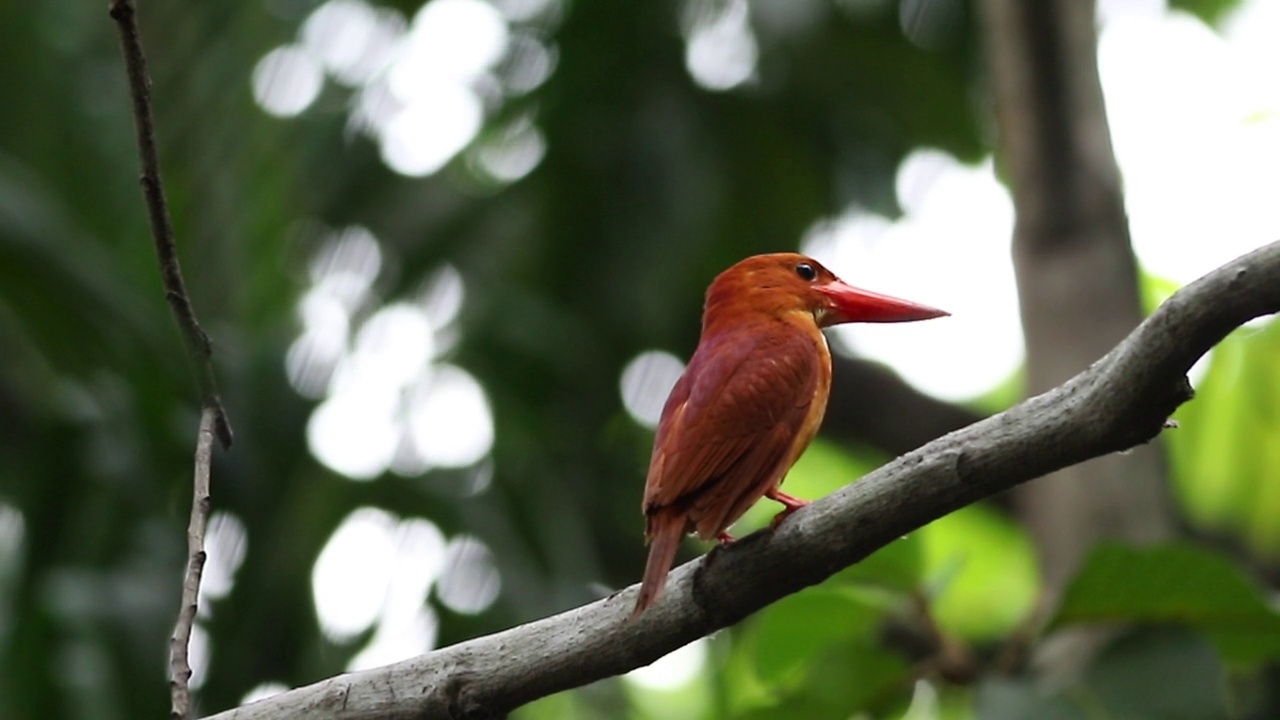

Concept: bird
[[633, 253, 947, 616]]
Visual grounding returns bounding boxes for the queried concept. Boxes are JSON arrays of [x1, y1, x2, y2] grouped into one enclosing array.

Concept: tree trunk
[[977, 0, 1175, 598]]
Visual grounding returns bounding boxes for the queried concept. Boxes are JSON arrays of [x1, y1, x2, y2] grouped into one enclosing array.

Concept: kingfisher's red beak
[[815, 280, 949, 326]]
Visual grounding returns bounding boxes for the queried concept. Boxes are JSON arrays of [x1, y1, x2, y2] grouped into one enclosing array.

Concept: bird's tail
[[633, 512, 683, 617]]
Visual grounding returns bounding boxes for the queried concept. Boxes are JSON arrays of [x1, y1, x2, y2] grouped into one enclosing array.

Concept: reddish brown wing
[[644, 322, 822, 539]]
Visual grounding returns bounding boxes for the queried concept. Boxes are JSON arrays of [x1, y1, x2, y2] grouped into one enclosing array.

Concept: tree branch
[[171, 407, 217, 718], [205, 240, 1280, 720], [108, 2, 231, 718], [108, 0, 232, 448]]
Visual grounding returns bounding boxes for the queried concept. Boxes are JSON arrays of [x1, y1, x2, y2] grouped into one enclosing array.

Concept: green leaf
[[920, 505, 1038, 639], [1170, 317, 1280, 560], [975, 627, 1228, 720], [749, 589, 879, 686], [1170, 329, 1254, 526], [1139, 270, 1183, 311], [976, 679, 1083, 720], [831, 532, 924, 597], [1053, 543, 1280, 664], [802, 643, 910, 716], [1169, 0, 1243, 26], [513, 692, 585, 720], [1083, 627, 1228, 720], [737, 618, 912, 720]]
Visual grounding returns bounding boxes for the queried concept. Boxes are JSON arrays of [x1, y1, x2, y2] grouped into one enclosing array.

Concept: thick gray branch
[[208, 241, 1280, 720]]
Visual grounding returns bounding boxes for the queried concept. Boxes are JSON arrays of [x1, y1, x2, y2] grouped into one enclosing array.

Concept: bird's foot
[[766, 489, 810, 528], [766, 488, 809, 511], [715, 532, 737, 546]]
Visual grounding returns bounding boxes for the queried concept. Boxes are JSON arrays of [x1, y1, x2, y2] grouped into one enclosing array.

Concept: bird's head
[[704, 253, 949, 329]]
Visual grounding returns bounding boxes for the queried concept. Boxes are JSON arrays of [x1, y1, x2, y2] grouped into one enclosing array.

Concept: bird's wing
[[643, 324, 822, 537]]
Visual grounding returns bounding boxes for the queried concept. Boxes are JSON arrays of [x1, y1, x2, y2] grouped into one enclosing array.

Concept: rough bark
[[206, 243, 1280, 720]]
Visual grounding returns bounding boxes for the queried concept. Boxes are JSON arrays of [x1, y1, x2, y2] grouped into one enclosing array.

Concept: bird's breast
[[782, 323, 831, 471]]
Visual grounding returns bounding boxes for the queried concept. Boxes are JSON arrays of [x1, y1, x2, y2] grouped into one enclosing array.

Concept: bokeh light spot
[[380, 89, 484, 177], [408, 364, 495, 468], [620, 351, 686, 428], [683, 0, 758, 91], [290, 229, 490, 481], [473, 114, 547, 183], [419, 265, 466, 332], [251, 45, 323, 118], [625, 637, 708, 690], [0, 503, 25, 641], [348, 605, 439, 671], [302, 0, 404, 86], [498, 33, 557, 95], [0, 503, 23, 576], [286, 323, 347, 400], [490, 0, 560, 23], [200, 512, 248, 610], [312, 507, 399, 641], [436, 536, 500, 614], [396, 0, 509, 88], [803, 150, 1019, 402], [240, 682, 289, 706], [254, 0, 550, 178], [347, 304, 436, 393], [308, 226, 383, 306], [346, 518, 446, 669], [307, 391, 400, 480], [188, 622, 211, 690]]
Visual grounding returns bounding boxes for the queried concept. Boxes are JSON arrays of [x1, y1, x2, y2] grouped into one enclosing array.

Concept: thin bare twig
[[107, 0, 232, 448], [170, 407, 217, 718], [107, 1, 231, 718]]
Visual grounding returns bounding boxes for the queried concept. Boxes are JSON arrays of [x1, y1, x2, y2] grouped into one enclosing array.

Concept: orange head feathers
[[632, 253, 946, 616], [702, 253, 948, 331]]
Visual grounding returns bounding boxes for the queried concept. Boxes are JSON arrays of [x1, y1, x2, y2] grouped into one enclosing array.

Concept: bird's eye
[[794, 262, 817, 281]]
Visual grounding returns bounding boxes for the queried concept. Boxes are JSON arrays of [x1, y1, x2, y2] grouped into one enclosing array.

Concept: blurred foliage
[[976, 627, 1229, 720], [1170, 0, 1241, 25], [0, 0, 1275, 719], [1169, 318, 1280, 561], [1053, 543, 1280, 665]]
